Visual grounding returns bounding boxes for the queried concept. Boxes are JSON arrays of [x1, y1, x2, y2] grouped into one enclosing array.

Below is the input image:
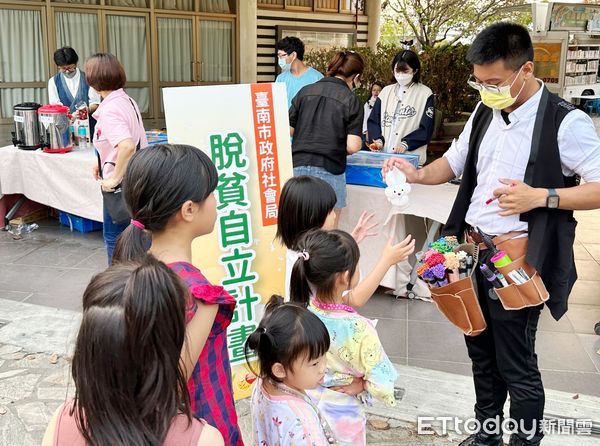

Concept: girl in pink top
[[86, 52, 148, 263], [41, 257, 223, 446]]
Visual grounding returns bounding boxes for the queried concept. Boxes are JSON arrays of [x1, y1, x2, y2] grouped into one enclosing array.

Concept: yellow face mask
[[478, 67, 526, 110]]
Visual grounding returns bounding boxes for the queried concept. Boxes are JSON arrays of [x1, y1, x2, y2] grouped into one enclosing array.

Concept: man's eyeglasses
[[467, 66, 523, 94], [59, 65, 77, 74]]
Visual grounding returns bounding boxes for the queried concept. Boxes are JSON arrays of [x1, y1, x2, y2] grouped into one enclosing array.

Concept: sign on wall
[[163, 83, 293, 399]]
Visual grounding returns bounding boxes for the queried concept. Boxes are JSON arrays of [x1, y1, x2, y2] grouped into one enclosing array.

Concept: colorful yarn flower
[[444, 252, 459, 270], [431, 263, 447, 280], [430, 239, 450, 253], [422, 268, 436, 281], [417, 263, 430, 277], [424, 248, 438, 259], [444, 236, 459, 249], [424, 252, 446, 267], [456, 250, 468, 261]]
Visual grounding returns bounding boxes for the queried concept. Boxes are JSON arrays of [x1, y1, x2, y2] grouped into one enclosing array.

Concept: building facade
[[0, 0, 381, 123]]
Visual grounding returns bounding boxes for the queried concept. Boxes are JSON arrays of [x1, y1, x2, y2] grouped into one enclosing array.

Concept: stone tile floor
[[3, 214, 598, 397], [0, 212, 598, 445]]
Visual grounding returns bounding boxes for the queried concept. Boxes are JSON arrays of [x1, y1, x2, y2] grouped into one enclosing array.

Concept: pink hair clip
[[297, 250, 310, 261]]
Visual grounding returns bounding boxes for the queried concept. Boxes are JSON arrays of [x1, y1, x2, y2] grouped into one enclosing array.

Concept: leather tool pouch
[[493, 237, 549, 310], [429, 243, 487, 336]]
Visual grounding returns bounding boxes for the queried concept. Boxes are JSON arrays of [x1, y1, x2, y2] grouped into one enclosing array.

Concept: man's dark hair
[[275, 36, 305, 61], [467, 22, 534, 71], [54, 47, 79, 66]]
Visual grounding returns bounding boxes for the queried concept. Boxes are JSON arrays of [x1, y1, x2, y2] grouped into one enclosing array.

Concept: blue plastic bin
[[146, 130, 168, 146], [346, 152, 420, 188], [59, 211, 103, 233]]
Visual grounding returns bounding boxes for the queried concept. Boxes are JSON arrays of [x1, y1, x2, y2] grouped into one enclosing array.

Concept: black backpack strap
[[128, 98, 142, 152]]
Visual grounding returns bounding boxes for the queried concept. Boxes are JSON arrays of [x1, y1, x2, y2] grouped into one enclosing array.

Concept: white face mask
[[395, 72, 413, 86], [278, 55, 292, 72], [63, 70, 77, 79]]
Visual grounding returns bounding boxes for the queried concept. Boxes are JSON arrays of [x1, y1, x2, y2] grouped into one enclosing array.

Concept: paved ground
[[0, 299, 598, 446], [2, 214, 599, 395], [0, 213, 599, 445]]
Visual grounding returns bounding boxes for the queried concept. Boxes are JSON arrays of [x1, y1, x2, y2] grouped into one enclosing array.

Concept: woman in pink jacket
[[86, 53, 147, 263]]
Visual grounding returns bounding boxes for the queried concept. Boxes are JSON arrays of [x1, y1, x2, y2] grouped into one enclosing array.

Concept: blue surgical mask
[[278, 57, 291, 72]]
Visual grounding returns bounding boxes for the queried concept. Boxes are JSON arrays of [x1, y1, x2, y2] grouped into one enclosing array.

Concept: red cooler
[[38, 104, 73, 153]]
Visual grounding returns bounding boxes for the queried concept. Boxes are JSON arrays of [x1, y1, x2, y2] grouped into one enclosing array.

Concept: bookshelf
[[565, 44, 600, 86]]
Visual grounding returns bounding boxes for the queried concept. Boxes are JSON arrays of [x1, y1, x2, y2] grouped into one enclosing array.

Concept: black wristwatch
[[546, 188, 560, 209]]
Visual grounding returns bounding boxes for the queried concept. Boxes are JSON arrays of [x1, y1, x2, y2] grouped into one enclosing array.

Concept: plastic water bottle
[[7, 223, 39, 239], [78, 124, 88, 149]]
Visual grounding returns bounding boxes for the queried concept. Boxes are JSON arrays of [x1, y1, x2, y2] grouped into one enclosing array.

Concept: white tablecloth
[[0, 143, 459, 295], [339, 183, 459, 297], [0, 144, 102, 222]]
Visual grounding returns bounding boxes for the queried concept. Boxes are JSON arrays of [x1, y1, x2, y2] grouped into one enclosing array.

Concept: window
[[258, 0, 284, 6], [200, 20, 234, 82], [278, 27, 356, 52], [106, 0, 148, 7], [340, 0, 364, 12], [106, 14, 151, 113], [52, 0, 100, 4], [155, 0, 194, 11], [315, 0, 336, 10], [157, 17, 194, 83], [258, 0, 365, 12], [0, 8, 48, 118], [286, 0, 312, 8], [0, 0, 238, 123], [200, 0, 236, 13], [55, 10, 100, 65]]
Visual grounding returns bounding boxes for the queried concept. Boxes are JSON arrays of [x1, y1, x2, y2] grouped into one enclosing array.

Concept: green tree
[[382, 0, 531, 49], [379, 16, 411, 47], [304, 44, 478, 121]]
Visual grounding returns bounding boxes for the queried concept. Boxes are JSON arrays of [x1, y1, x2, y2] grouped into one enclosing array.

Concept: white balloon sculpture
[[384, 167, 412, 209]]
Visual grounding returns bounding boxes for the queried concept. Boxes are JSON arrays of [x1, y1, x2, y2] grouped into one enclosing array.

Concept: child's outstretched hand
[[330, 376, 365, 396], [351, 211, 378, 244], [382, 235, 415, 266]]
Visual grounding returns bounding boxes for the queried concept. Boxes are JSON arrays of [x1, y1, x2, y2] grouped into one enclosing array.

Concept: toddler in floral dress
[[245, 295, 336, 446]]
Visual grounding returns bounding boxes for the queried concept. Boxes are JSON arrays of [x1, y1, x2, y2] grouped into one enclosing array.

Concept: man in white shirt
[[48, 47, 100, 114], [383, 23, 600, 446]]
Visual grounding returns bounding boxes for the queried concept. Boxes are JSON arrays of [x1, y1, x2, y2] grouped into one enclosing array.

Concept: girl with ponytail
[[290, 229, 402, 446], [112, 144, 243, 446], [245, 295, 335, 445], [42, 257, 224, 446]]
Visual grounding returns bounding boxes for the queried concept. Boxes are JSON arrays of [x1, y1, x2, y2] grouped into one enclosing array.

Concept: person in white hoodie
[[367, 50, 435, 165]]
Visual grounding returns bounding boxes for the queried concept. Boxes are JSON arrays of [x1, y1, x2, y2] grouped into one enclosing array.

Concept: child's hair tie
[[130, 219, 145, 230], [297, 250, 310, 261]]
